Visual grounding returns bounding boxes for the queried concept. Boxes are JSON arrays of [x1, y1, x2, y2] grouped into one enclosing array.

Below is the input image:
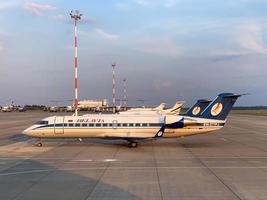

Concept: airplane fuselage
[[23, 114, 224, 139]]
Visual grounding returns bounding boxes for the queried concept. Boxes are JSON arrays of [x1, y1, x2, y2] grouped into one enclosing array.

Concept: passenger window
[[123, 123, 128, 127], [82, 123, 87, 127], [75, 123, 81, 127], [96, 124, 101, 127], [129, 123, 134, 127], [69, 123, 74, 127], [89, 123, 94, 127], [142, 123, 148, 127], [102, 124, 108, 127], [135, 123, 140, 127]]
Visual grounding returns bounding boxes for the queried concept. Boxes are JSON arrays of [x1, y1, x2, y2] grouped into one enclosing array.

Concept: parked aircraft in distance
[[126, 103, 166, 112], [23, 93, 241, 147], [1, 100, 17, 112], [66, 106, 74, 112], [120, 101, 183, 115], [49, 106, 60, 112], [1, 106, 12, 112]]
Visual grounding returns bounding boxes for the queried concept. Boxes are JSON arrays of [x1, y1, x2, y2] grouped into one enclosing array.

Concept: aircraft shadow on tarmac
[[7, 132, 218, 149], [0, 158, 141, 200], [8, 134, 31, 142], [25, 138, 154, 148], [180, 142, 217, 148]]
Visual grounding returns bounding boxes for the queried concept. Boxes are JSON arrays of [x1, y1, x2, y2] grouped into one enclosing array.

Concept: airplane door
[[112, 120, 118, 129], [54, 116, 64, 134]]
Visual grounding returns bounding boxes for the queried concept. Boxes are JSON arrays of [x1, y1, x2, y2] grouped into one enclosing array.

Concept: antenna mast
[[112, 63, 116, 113], [70, 10, 82, 116], [123, 78, 127, 110]]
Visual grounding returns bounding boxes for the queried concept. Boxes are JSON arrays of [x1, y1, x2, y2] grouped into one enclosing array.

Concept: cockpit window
[[36, 121, 48, 125]]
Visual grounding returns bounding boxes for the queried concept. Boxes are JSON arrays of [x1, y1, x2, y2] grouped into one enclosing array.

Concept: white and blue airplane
[[23, 93, 241, 147]]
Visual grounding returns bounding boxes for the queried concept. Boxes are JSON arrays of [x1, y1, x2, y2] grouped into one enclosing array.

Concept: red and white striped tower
[[70, 10, 82, 116], [123, 78, 127, 110], [112, 63, 116, 113]]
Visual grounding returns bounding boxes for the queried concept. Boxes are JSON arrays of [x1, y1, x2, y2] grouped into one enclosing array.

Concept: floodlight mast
[[123, 78, 127, 110], [70, 10, 82, 116], [112, 63, 116, 113]]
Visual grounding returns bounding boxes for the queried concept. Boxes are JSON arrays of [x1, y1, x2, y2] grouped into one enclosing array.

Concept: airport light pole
[[123, 78, 127, 110], [112, 63, 116, 113], [70, 10, 82, 116]]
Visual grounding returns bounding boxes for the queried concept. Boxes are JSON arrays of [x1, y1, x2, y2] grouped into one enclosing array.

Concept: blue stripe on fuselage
[[33, 123, 164, 130]]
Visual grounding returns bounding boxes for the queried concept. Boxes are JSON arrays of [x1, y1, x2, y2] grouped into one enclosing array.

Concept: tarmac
[[0, 111, 267, 200]]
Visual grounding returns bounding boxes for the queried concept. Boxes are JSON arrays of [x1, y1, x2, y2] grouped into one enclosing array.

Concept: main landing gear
[[128, 141, 138, 148]]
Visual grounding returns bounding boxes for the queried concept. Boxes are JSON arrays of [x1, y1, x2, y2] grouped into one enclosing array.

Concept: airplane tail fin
[[154, 103, 166, 111], [200, 93, 241, 120], [168, 101, 183, 114], [185, 99, 211, 117]]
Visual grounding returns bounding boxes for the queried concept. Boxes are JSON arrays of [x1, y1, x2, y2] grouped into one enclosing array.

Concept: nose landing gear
[[35, 138, 42, 147], [36, 142, 42, 147], [128, 141, 138, 148]]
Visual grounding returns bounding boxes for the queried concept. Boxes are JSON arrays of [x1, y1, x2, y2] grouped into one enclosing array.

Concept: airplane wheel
[[129, 142, 138, 148], [36, 142, 42, 147]]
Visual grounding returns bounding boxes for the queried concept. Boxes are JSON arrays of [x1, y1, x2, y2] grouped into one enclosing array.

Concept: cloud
[[134, 0, 179, 8], [164, 0, 179, 8], [237, 23, 267, 54], [95, 29, 120, 41], [51, 14, 66, 21], [23, 2, 57, 16], [81, 17, 96, 25], [209, 51, 246, 62], [115, 3, 132, 11], [134, 38, 181, 57], [135, 0, 150, 6], [0, 0, 19, 10], [0, 40, 3, 51], [153, 80, 173, 90]]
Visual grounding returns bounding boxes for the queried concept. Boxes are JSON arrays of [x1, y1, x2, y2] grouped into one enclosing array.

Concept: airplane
[[126, 103, 166, 112], [49, 106, 60, 112], [66, 106, 74, 112], [158, 101, 184, 115], [23, 93, 241, 148], [120, 101, 183, 115], [1, 106, 12, 112], [1, 100, 16, 112]]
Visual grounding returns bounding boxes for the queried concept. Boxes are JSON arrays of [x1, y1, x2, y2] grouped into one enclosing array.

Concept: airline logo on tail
[[192, 106, 201, 115], [211, 102, 223, 116]]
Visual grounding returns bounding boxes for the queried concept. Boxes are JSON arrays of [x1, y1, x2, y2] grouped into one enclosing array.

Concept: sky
[[0, 0, 267, 107]]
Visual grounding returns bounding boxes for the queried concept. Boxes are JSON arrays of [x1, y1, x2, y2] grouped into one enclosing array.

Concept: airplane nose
[[22, 127, 31, 135], [22, 129, 28, 135]]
